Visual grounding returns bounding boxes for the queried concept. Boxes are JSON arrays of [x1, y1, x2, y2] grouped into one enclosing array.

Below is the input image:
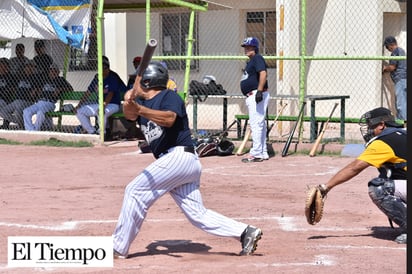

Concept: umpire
[[317, 107, 406, 244]]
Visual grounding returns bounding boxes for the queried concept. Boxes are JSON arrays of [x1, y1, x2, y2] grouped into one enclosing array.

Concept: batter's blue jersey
[[137, 90, 193, 158]]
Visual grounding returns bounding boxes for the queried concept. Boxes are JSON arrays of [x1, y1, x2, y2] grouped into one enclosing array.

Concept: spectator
[[382, 36, 407, 121], [33, 39, 54, 86], [0, 60, 41, 129], [74, 56, 127, 140], [23, 63, 73, 131], [0, 58, 15, 129], [127, 56, 142, 89], [9, 43, 29, 81]]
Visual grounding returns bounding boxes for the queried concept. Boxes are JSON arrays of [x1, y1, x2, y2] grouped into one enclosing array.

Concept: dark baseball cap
[[102, 55, 110, 68], [384, 36, 397, 46], [133, 56, 142, 63], [365, 107, 403, 128]]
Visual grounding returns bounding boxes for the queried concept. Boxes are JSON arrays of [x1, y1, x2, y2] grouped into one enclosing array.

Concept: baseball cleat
[[239, 225, 262, 255], [395, 233, 406, 244], [113, 249, 128, 259], [241, 156, 263, 163]]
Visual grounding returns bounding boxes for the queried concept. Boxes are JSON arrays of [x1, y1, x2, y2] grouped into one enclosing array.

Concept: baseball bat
[[236, 128, 251, 156], [281, 101, 306, 157], [136, 38, 158, 76], [309, 103, 339, 157], [126, 39, 158, 102], [267, 103, 288, 136]]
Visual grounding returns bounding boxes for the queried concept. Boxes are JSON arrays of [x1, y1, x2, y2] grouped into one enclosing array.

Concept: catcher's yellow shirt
[[357, 139, 406, 170]]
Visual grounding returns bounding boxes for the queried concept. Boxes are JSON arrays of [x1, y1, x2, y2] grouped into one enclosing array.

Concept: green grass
[[0, 137, 93, 147], [0, 138, 23, 145], [29, 137, 93, 147]]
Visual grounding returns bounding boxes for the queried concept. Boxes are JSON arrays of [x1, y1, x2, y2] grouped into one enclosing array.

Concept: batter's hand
[[124, 89, 136, 102], [123, 100, 140, 121]]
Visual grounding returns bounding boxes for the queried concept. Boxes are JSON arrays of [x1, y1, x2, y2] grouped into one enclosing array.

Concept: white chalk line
[[243, 254, 336, 268], [202, 165, 339, 177], [0, 216, 367, 233], [316, 244, 406, 251]]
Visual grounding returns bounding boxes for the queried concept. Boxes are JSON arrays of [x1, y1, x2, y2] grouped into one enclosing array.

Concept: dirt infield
[[0, 143, 406, 273]]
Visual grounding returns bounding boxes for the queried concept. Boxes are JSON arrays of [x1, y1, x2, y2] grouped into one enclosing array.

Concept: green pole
[[63, 45, 69, 79], [146, 0, 151, 42], [183, 10, 195, 105], [298, 0, 307, 141], [97, 0, 104, 143]]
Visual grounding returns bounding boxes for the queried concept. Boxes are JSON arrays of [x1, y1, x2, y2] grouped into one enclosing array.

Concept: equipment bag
[[189, 80, 226, 102]]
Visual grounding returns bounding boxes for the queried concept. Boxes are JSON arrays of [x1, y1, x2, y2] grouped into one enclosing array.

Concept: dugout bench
[[191, 94, 351, 142], [46, 91, 125, 131]]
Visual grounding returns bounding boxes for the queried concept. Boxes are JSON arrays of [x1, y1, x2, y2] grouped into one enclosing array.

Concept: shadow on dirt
[[307, 226, 404, 243], [127, 239, 239, 258]]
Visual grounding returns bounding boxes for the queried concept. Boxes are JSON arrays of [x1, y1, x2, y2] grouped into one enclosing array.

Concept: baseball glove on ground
[[305, 184, 328, 225]]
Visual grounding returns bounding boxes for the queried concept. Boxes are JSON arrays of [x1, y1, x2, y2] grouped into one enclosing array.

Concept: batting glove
[[255, 90, 263, 103]]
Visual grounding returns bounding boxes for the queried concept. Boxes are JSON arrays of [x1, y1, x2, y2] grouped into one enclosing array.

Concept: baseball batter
[[240, 37, 270, 162], [112, 61, 262, 258]]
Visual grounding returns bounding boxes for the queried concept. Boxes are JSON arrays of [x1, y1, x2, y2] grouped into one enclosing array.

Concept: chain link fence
[[0, 0, 406, 144]]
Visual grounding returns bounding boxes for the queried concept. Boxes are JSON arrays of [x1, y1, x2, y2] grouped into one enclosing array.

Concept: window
[[162, 13, 198, 71], [246, 11, 276, 68]]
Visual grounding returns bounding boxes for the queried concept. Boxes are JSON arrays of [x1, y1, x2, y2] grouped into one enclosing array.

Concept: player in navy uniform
[[23, 63, 73, 131], [239, 37, 270, 162], [74, 56, 126, 139], [112, 61, 262, 258], [0, 60, 41, 129]]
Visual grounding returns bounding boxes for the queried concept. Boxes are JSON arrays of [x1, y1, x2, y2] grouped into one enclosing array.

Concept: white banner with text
[[8, 236, 113, 268]]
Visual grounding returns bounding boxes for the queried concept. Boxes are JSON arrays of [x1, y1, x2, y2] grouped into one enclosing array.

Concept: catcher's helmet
[[140, 61, 169, 89], [358, 107, 403, 142], [241, 37, 259, 53], [216, 140, 235, 156]]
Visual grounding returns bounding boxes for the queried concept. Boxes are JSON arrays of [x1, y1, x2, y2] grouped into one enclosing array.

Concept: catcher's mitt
[[305, 184, 328, 225]]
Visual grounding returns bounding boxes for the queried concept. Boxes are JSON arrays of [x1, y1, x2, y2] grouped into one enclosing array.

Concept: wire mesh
[[0, 0, 406, 143]]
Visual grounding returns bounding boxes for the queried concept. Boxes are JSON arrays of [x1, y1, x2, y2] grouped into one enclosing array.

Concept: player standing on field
[[239, 37, 270, 163], [112, 61, 262, 259]]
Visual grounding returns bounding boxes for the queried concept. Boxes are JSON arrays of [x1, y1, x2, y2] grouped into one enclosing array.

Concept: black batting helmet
[[140, 61, 169, 89]]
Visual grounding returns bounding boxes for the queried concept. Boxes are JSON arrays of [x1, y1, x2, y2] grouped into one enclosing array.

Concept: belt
[[246, 90, 268, 97], [159, 146, 195, 157]]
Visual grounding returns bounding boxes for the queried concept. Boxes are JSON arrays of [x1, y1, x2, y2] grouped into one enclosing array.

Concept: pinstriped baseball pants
[[112, 147, 248, 255]]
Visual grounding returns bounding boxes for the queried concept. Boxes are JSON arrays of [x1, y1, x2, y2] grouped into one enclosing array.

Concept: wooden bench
[[235, 114, 360, 142], [46, 91, 125, 131]]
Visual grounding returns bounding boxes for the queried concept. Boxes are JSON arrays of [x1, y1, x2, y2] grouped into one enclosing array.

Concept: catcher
[[305, 107, 406, 244]]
